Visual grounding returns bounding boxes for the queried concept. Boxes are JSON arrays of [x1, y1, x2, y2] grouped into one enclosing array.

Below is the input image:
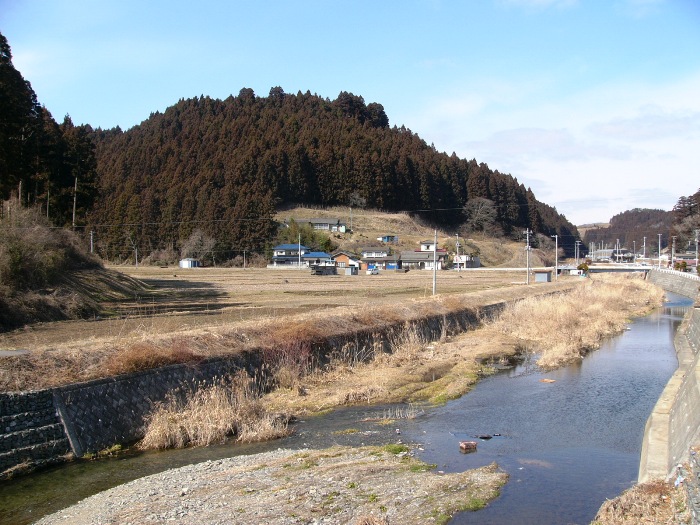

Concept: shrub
[[107, 340, 201, 375], [0, 199, 100, 291], [138, 372, 291, 450]]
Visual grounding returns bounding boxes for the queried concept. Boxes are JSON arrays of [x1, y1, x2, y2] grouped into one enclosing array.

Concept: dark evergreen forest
[[88, 88, 580, 260], [583, 209, 673, 255], [3, 31, 582, 262], [583, 189, 700, 257], [0, 33, 97, 226], [671, 188, 700, 253]]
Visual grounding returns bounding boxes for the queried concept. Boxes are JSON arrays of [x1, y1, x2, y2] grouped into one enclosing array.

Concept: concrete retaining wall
[[52, 353, 262, 457], [0, 302, 501, 478], [0, 390, 72, 476], [639, 269, 700, 484], [647, 268, 700, 299]]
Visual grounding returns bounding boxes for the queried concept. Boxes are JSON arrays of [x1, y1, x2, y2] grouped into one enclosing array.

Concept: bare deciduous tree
[[180, 229, 216, 264], [463, 197, 498, 235]]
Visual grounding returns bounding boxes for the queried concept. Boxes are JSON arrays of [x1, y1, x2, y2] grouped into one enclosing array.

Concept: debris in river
[[459, 441, 478, 453]]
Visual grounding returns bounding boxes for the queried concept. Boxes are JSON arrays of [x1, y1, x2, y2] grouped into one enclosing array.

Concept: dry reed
[[489, 274, 664, 369], [138, 371, 290, 450], [593, 479, 687, 524]]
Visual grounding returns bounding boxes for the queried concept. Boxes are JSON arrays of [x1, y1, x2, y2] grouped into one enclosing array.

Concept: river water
[[0, 294, 691, 525]]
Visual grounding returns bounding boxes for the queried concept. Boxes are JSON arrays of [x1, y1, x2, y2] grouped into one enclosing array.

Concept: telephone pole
[[455, 233, 461, 272], [524, 229, 531, 285], [72, 176, 78, 230], [671, 236, 677, 269], [551, 234, 558, 281], [432, 229, 437, 295], [575, 240, 582, 267], [658, 234, 662, 269]]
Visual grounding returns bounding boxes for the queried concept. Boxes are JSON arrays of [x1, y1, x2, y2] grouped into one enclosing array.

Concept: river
[[0, 293, 690, 525]]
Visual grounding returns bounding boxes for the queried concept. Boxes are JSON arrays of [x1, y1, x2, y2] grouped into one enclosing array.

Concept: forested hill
[[583, 208, 673, 252], [89, 88, 579, 259]]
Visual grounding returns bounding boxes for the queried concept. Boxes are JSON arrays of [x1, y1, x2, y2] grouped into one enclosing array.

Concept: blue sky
[[3, 0, 699, 225]]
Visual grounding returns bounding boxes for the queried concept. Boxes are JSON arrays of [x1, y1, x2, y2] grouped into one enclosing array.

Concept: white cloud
[[588, 106, 700, 142]]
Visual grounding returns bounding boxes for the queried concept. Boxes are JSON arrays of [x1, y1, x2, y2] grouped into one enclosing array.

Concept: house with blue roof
[[271, 244, 309, 266], [302, 251, 334, 267]]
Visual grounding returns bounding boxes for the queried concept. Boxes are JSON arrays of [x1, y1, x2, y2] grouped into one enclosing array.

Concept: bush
[[0, 199, 100, 291], [138, 372, 291, 450]]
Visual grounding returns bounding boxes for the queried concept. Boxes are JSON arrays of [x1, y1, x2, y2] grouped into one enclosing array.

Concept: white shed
[[179, 258, 201, 268]]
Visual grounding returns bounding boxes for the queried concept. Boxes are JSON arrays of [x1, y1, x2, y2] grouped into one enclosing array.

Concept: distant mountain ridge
[[88, 88, 579, 260], [583, 208, 673, 254]]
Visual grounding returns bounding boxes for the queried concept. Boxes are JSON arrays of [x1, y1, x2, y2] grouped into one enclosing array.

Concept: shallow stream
[[0, 294, 691, 525]]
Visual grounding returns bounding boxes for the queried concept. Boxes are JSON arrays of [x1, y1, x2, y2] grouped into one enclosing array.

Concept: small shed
[[534, 270, 552, 283], [179, 258, 201, 268]]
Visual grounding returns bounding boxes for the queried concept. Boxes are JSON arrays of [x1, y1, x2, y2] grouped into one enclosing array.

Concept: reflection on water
[[410, 293, 690, 525], [0, 294, 691, 525]]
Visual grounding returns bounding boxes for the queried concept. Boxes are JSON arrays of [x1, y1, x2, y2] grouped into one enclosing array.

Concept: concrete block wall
[[0, 302, 501, 478], [53, 354, 260, 457], [0, 390, 71, 477], [647, 269, 700, 299], [640, 270, 700, 484], [668, 309, 700, 466]]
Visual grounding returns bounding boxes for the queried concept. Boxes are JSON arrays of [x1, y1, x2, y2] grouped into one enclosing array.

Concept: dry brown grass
[[593, 479, 689, 524], [488, 273, 664, 369], [275, 205, 548, 267], [262, 273, 666, 416], [1, 267, 567, 392], [138, 371, 290, 450], [106, 340, 202, 375]]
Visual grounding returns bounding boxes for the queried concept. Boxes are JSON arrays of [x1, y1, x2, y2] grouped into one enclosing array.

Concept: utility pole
[[643, 236, 646, 259], [243, 249, 246, 270], [432, 229, 437, 295], [72, 176, 78, 230], [695, 230, 699, 275], [298, 233, 301, 269], [658, 234, 662, 269], [456, 233, 461, 272], [551, 234, 558, 281], [575, 240, 582, 267], [524, 229, 531, 285], [90, 230, 94, 254], [633, 241, 636, 263], [672, 236, 677, 269]]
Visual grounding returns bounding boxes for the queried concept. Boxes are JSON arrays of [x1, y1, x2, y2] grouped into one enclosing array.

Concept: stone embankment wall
[[639, 269, 700, 486], [0, 391, 72, 476], [0, 303, 501, 479]]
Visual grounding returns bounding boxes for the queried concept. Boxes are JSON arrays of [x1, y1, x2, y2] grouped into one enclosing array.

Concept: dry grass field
[[0, 266, 536, 353], [0, 264, 579, 392]]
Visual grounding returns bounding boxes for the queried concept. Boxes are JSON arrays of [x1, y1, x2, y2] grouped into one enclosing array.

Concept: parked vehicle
[[366, 267, 379, 275], [310, 265, 337, 275]]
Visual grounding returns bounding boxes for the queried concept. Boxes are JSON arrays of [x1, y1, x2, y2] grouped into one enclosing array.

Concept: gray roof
[[400, 251, 445, 262]]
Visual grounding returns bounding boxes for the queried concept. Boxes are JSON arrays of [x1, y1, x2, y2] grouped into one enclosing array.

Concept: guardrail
[[655, 268, 700, 281]]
